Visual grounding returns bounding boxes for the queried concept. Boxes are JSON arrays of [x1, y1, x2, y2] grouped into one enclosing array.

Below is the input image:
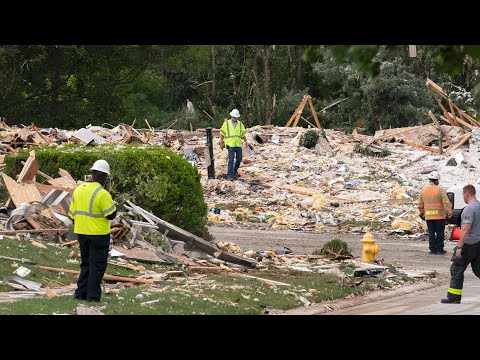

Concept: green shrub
[[4, 144, 208, 237], [314, 239, 352, 257], [354, 143, 391, 157], [300, 130, 320, 149]]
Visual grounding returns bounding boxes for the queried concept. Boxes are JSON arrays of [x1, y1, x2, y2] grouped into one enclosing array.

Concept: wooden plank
[[426, 79, 448, 98], [402, 140, 438, 153], [453, 104, 480, 127], [447, 113, 475, 130], [20, 160, 53, 182], [216, 250, 257, 268], [36, 183, 75, 196], [428, 87, 450, 120], [58, 168, 76, 182], [292, 97, 307, 127], [373, 125, 423, 142], [1, 173, 54, 229], [288, 96, 308, 127], [0, 255, 37, 264], [300, 116, 318, 128], [307, 96, 322, 128], [428, 111, 445, 135], [186, 266, 223, 273], [285, 96, 305, 127], [17, 150, 40, 184], [444, 132, 472, 156], [34, 265, 155, 284], [447, 100, 459, 127], [231, 273, 291, 286], [0, 228, 68, 235]]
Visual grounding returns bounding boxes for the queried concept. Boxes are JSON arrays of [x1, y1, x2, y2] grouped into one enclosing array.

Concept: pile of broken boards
[[0, 150, 257, 276], [0, 119, 156, 156]]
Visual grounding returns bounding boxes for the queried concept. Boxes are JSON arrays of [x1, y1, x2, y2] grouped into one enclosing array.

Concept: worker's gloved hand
[[419, 213, 425, 220]]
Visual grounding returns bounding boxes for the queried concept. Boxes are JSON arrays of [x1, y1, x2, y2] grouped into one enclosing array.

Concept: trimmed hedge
[[4, 144, 208, 237]]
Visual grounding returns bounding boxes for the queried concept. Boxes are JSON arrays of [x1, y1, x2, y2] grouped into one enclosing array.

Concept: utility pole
[[206, 127, 215, 179]]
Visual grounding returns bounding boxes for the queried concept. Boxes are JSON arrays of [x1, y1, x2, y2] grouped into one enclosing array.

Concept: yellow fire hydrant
[[361, 231, 381, 263]]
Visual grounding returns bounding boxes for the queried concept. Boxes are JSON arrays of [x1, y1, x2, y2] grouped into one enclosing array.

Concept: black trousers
[[426, 219, 445, 253], [447, 242, 480, 300], [75, 234, 110, 302]]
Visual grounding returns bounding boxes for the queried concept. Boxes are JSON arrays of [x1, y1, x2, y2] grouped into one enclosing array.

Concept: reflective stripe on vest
[[68, 182, 115, 235], [68, 186, 115, 218], [222, 120, 246, 147]]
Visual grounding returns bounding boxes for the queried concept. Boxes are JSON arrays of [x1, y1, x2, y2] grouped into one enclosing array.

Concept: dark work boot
[[441, 294, 461, 304]]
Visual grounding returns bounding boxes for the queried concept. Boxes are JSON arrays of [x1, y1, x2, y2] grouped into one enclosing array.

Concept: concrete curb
[[278, 280, 446, 315]]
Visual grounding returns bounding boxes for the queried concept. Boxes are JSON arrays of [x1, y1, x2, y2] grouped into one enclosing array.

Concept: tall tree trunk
[[211, 45, 216, 117], [292, 45, 303, 91], [261, 46, 273, 125], [252, 52, 262, 123], [47, 45, 61, 124]]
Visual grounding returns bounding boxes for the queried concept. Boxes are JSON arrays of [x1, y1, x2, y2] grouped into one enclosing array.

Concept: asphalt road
[[209, 225, 480, 315]]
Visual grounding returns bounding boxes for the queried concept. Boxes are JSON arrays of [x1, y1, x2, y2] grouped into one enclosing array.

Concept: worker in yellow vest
[[418, 170, 452, 255], [219, 108, 248, 180], [68, 159, 117, 302]]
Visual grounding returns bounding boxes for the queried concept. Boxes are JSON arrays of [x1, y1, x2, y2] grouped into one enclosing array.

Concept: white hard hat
[[428, 170, 440, 180], [229, 109, 240, 118], [91, 159, 110, 175]]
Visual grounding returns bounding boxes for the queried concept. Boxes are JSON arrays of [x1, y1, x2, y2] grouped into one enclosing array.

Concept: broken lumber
[[0, 228, 68, 235], [231, 273, 291, 286], [402, 140, 438, 153], [17, 150, 40, 184], [0, 255, 37, 264], [34, 265, 155, 284]]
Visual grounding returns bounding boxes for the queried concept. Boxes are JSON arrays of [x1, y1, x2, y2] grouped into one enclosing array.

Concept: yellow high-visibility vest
[[68, 182, 116, 235], [220, 119, 246, 147]]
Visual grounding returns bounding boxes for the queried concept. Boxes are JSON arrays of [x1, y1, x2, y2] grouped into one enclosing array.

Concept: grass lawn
[[0, 235, 418, 315]]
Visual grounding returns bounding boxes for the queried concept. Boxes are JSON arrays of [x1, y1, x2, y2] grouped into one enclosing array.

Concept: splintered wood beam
[[453, 103, 480, 127], [307, 96, 322, 128], [21, 161, 53, 181], [34, 265, 155, 284], [447, 113, 475, 130], [428, 111, 445, 135], [448, 100, 459, 127], [427, 87, 450, 119], [292, 96, 308, 127], [440, 115, 455, 127], [1, 173, 54, 229], [58, 169, 76, 182], [285, 96, 306, 127], [426, 79, 448, 98], [0, 228, 68, 235], [444, 132, 472, 156], [300, 116, 318, 128], [17, 150, 40, 184], [285, 95, 306, 127], [402, 140, 438, 153]]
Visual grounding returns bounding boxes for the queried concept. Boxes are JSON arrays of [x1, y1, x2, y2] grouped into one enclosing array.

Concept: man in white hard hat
[[418, 170, 452, 254], [68, 159, 117, 302], [219, 108, 248, 180]]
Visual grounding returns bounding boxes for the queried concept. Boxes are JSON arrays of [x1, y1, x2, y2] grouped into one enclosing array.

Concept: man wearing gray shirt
[[441, 184, 480, 304]]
